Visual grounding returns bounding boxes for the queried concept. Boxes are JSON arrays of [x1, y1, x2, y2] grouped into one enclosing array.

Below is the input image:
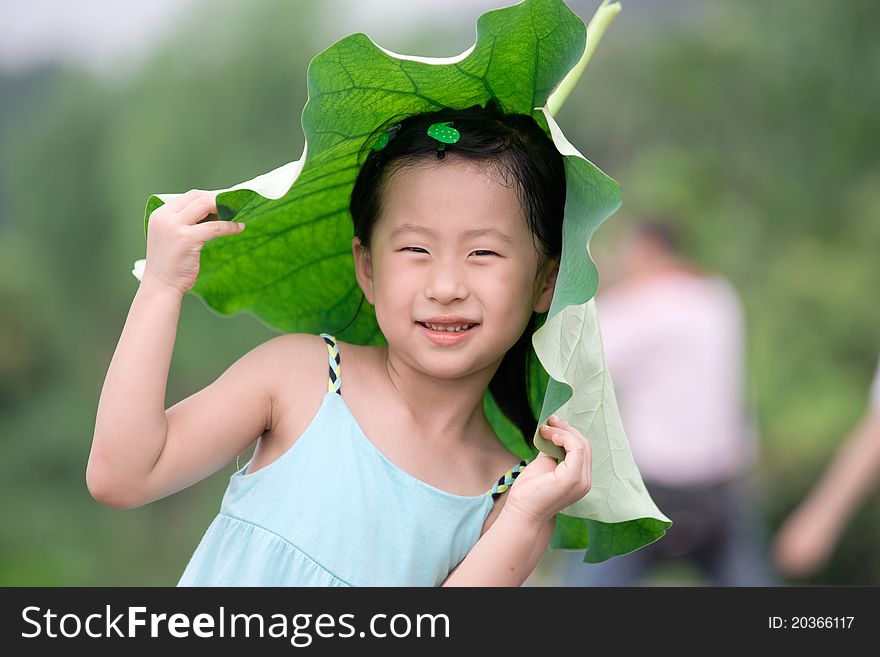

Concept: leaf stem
[[546, 0, 622, 117]]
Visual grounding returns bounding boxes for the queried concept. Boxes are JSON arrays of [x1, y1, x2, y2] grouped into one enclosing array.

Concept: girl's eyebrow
[[390, 222, 514, 245]]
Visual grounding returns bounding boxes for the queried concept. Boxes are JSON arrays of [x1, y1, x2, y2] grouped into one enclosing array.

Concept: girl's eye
[[400, 247, 497, 256]]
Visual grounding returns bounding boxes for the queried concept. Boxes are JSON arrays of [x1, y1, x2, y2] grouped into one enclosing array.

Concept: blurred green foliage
[[0, 0, 877, 585]]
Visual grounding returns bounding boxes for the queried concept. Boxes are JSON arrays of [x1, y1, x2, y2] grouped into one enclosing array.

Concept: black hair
[[347, 99, 565, 451]]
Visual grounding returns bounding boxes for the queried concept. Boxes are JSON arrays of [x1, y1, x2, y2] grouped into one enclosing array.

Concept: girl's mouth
[[416, 321, 479, 345]]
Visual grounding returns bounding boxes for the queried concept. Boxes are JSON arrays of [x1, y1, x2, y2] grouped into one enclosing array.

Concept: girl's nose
[[424, 263, 469, 304]]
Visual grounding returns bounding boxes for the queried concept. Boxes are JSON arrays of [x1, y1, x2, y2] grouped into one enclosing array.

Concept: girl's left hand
[[505, 414, 592, 523]]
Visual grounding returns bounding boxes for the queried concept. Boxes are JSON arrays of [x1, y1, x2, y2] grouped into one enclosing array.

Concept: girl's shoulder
[[244, 333, 358, 476], [263, 333, 381, 434]]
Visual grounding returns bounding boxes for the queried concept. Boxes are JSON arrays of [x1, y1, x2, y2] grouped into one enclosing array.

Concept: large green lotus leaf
[[134, 0, 671, 563]]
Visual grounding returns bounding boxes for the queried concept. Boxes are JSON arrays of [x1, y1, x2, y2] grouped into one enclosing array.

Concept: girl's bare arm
[[88, 277, 184, 506], [441, 505, 555, 586], [87, 189, 278, 508]]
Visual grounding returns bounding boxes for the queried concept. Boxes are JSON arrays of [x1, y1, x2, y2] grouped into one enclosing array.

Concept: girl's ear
[[352, 236, 375, 305], [532, 258, 559, 314]]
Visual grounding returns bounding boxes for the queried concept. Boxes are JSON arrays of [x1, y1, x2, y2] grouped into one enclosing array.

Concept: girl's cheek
[[486, 271, 532, 305], [379, 274, 413, 305]]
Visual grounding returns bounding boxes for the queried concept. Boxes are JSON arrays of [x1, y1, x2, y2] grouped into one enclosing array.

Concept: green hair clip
[[426, 121, 460, 158], [371, 122, 401, 152]]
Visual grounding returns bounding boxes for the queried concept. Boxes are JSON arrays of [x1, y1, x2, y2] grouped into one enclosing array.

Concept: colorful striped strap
[[320, 333, 341, 395], [488, 460, 528, 500]]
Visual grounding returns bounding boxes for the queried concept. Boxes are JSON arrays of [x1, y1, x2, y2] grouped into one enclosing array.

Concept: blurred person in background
[[772, 355, 880, 578], [558, 221, 777, 586]]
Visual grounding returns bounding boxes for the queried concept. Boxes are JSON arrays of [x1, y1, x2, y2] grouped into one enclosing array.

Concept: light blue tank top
[[177, 333, 527, 587]]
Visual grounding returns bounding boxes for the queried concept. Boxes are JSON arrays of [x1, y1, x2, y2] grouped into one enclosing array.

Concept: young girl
[[88, 101, 592, 587]]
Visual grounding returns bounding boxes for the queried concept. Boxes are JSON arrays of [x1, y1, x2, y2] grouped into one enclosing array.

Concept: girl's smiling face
[[352, 157, 558, 378]]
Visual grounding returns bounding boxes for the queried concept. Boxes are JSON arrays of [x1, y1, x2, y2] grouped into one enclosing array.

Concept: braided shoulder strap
[[319, 333, 341, 395], [488, 460, 528, 500]]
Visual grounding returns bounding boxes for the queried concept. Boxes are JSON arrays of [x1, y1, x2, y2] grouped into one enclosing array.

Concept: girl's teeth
[[425, 323, 472, 332]]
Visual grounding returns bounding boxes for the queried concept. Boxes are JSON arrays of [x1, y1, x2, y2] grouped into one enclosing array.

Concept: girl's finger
[[163, 189, 210, 213], [540, 420, 576, 439], [525, 451, 559, 477], [549, 431, 586, 480], [176, 194, 219, 225], [188, 218, 245, 243], [547, 415, 576, 436], [539, 423, 570, 443], [550, 431, 587, 468], [539, 423, 575, 450]]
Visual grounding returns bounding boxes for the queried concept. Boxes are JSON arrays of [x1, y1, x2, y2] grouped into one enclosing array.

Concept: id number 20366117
[[768, 616, 854, 629]]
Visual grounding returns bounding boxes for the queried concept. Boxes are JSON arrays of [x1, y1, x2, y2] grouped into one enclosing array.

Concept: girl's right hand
[[142, 189, 245, 294]]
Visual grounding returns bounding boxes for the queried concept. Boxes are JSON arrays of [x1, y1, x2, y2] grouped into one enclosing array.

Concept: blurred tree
[[560, 0, 880, 584]]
